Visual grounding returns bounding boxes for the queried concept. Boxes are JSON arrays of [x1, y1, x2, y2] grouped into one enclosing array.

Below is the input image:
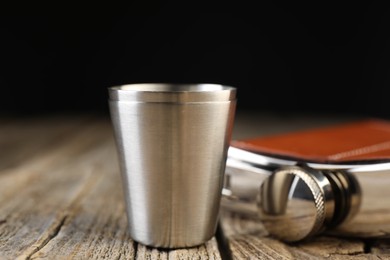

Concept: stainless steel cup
[[108, 83, 236, 248]]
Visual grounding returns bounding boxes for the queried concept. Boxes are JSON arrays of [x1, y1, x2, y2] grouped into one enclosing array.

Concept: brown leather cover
[[231, 119, 390, 163]]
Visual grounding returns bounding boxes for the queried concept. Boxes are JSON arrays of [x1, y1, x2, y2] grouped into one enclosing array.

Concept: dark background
[[1, 3, 390, 118]]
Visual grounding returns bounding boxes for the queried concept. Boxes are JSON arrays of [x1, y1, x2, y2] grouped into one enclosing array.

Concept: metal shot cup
[[108, 83, 236, 248]]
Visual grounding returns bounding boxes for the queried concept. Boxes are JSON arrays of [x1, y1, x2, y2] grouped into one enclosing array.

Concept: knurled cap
[[257, 166, 334, 242]]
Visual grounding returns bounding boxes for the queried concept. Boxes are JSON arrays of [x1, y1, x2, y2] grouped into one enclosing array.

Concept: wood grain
[[1, 113, 390, 259], [0, 117, 221, 260], [219, 210, 384, 259]]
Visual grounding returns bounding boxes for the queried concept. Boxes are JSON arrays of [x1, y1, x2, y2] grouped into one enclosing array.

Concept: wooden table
[[1, 111, 390, 259]]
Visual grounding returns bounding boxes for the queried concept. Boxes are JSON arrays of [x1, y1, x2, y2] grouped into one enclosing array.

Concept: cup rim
[[108, 83, 236, 103]]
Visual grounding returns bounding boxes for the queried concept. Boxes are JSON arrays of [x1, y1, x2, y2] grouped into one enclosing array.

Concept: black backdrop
[[1, 3, 390, 118]]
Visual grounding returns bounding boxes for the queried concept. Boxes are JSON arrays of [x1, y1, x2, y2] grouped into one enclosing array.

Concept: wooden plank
[[0, 118, 111, 207], [2, 113, 387, 259], [0, 115, 94, 171], [0, 117, 221, 259], [25, 141, 136, 260], [0, 119, 118, 259], [219, 210, 382, 259]]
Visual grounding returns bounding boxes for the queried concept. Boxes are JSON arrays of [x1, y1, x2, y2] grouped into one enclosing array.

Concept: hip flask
[[222, 119, 390, 242]]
